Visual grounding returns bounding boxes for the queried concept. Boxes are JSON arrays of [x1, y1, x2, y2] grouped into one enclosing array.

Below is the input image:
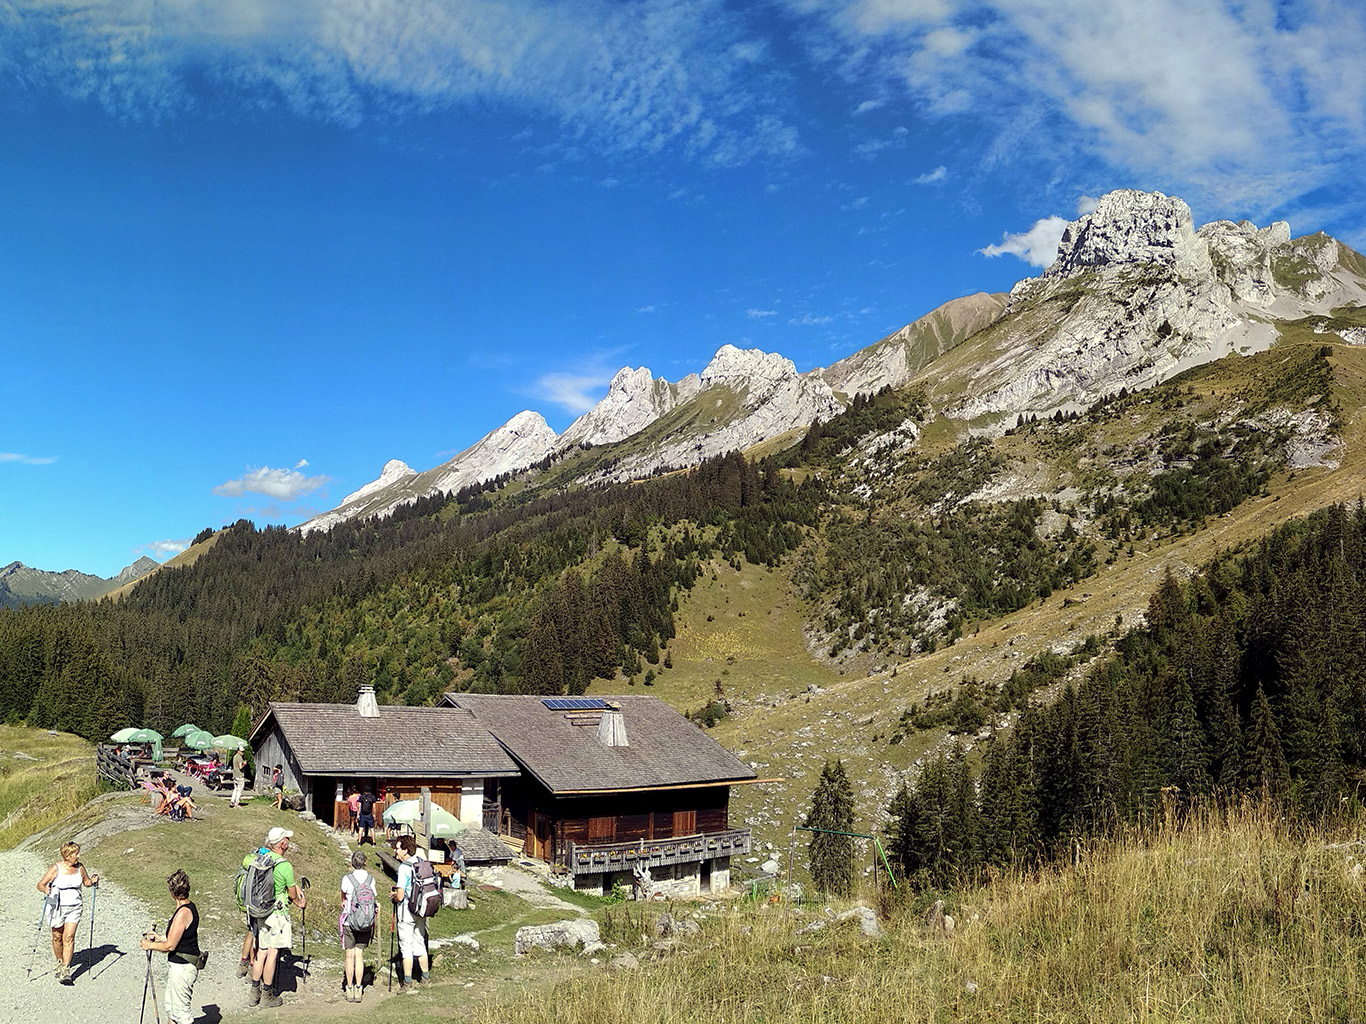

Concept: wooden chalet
[[249, 685, 520, 831], [443, 693, 756, 896]]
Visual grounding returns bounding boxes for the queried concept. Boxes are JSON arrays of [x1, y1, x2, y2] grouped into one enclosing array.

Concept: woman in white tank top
[[36, 840, 99, 984]]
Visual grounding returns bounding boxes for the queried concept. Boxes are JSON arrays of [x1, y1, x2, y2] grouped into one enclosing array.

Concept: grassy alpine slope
[[467, 802, 1366, 1024]]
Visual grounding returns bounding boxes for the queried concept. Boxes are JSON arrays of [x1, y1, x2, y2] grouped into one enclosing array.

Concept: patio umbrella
[[184, 730, 216, 751], [110, 727, 140, 742], [170, 723, 199, 739], [382, 800, 466, 836], [125, 728, 163, 761], [211, 735, 249, 751]]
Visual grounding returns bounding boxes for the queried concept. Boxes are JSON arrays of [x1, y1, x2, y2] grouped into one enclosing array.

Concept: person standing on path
[[36, 840, 98, 983], [245, 826, 306, 1008], [230, 748, 246, 807], [339, 851, 376, 1002], [271, 765, 284, 810], [346, 788, 361, 837], [140, 869, 202, 1024], [390, 836, 430, 992], [356, 788, 376, 846]]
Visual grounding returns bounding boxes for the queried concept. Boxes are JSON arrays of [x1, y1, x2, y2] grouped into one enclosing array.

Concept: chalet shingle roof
[[442, 694, 757, 793], [251, 703, 520, 778]]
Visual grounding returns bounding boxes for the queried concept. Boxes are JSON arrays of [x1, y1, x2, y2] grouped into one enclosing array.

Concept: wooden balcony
[[565, 828, 751, 875]]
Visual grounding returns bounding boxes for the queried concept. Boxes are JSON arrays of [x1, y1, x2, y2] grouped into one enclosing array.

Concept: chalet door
[[588, 816, 616, 843], [673, 810, 696, 837]]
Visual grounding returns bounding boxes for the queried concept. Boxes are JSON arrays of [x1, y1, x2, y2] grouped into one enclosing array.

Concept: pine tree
[[806, 759, 856, 896]]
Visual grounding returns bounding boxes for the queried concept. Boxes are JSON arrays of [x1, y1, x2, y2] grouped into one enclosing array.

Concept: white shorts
[[259, 911, 293, 950], [397, 915, 428, 959], [47, 902, 81, 928]]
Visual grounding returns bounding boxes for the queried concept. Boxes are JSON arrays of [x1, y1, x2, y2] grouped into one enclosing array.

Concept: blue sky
[[3, 0, 1365, 577]]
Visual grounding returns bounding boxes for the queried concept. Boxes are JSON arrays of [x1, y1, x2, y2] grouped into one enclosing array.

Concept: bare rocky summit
[[295, 188, 1366, 535]]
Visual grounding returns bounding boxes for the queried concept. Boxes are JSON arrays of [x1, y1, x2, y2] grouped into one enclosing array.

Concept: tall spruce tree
[[806, 759, 856, 896]]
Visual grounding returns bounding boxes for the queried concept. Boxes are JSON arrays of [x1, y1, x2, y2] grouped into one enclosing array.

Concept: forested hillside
[[0, 337, 1348, 753], [889, 502, 1366, 885]]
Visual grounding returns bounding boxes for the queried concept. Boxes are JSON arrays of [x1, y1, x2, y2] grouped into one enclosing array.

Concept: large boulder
[[514, 918, 600, 955]]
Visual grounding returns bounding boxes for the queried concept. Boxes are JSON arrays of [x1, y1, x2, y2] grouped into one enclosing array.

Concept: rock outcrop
[[298, 411, 558, 535], [582, 345, 844, 483], [556, 367, 701, 451], [946, 189, 1366, 420]]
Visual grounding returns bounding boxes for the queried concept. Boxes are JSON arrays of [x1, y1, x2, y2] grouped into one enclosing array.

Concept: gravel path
[[0, 845, 256, 1024]]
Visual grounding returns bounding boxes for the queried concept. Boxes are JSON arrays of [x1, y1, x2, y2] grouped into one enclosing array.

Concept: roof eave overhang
[[548, 776, 763, 796]]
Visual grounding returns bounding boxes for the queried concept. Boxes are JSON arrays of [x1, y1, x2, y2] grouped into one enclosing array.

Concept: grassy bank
[[0, 725, 98, 849], [466, 803, 1366, 1023]]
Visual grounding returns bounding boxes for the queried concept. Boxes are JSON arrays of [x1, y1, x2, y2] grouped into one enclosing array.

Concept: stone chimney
[[597, 705, 628, 747], [357, 684, 379, 718]]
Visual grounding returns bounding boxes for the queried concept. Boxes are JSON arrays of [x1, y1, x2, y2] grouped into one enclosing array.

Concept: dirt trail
[[0, 844, 254, 1024]]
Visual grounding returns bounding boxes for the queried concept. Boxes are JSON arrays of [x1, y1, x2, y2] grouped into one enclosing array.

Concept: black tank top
[[167, 902, 200, 964]]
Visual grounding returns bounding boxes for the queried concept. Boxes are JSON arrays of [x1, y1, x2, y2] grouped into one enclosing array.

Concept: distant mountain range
[[0, 556, 159, 609], [299, 188, 1366, 536], [14, 188, 1366, 595]]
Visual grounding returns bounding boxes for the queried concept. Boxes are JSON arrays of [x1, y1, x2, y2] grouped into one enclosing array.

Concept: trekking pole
[[84, 881, 97, 982], [388, 910, 396, 991], [24, 893, 50, 982], [140, 948, 162, 1024], [299, 877, 311, 979]]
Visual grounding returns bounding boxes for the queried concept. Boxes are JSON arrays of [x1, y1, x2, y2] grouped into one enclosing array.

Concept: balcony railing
[[565, 828, 751, 875]]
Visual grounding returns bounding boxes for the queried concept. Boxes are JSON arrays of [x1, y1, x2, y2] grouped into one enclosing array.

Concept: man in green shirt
[[245, 826, 306, 1008]]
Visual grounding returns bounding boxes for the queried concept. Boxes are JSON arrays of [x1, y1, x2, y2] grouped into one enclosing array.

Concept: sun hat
[[266, 827, 293, 844]]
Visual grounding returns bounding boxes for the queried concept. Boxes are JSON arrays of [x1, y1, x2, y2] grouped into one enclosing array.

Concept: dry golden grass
[[469, 802, 1366, 1024]]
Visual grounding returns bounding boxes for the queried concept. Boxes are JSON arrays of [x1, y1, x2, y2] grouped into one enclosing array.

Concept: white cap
[[266, 827, 293, 844]]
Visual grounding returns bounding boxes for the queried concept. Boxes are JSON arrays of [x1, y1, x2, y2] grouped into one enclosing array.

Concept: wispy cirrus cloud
[[791, 0, 1366, 223], [532, 372, 614, 414], [213, 461, 331, 500], [3, 0, 799, 165], [1, 451, 58, 465], [914, 165, 947, 184]]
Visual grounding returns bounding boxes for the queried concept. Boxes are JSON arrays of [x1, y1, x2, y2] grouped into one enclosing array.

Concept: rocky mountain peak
[[702, 344, 799, 387], [1047, 189, 1211, 279], [113, 556, 160, 585], [342, 459, 416, 506]]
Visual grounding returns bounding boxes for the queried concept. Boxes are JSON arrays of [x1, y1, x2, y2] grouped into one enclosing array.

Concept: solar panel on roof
[[541, 697, 609, 711]]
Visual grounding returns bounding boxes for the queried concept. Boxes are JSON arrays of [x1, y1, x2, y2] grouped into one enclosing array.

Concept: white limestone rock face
[[342, 459, 416, 505], [298, 411, 558, 534], [556, 366, 701, 451], [584, 345, 845, 483], [950, 189, 1366, 420], [821, 292, 1007, 397]]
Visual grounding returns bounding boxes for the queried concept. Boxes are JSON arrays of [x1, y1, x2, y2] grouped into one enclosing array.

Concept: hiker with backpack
[[35, 840, 98, 984], [390, 835, 440, 991], [339, 851, 377, 1002], [140, 869, 204, 1024], [356, 787, 377, 846], [239, 826, 306, 1008]]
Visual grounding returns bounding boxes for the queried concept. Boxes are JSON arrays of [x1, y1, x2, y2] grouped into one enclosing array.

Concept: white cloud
[[788, 312, 835, 326], [1076, 194, 1100, 215], [914, 164, 947, 184], [214, 465, 332, 500], [142, 538, 190, 559], [3, 0, 798, 165], [794, 0, 1366, 219], [636, 304, 658, 313], [978, 215, 1070, 268], [533, 372, 612, 414], [746, 308, 778, 318], [0, 451, 58, 465]]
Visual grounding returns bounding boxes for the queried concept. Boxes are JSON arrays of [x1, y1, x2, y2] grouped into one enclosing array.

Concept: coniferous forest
[[0, 451, 814, 738], [887, 502, 1366, 886]]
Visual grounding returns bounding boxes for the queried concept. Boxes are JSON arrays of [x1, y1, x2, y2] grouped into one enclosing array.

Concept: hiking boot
[[354, 986, 363, 1003], [262, 991, 283, 1008], [248, 981, 261, 1006], [237, 958, 250, 977], [58, 965, 72, 984]]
